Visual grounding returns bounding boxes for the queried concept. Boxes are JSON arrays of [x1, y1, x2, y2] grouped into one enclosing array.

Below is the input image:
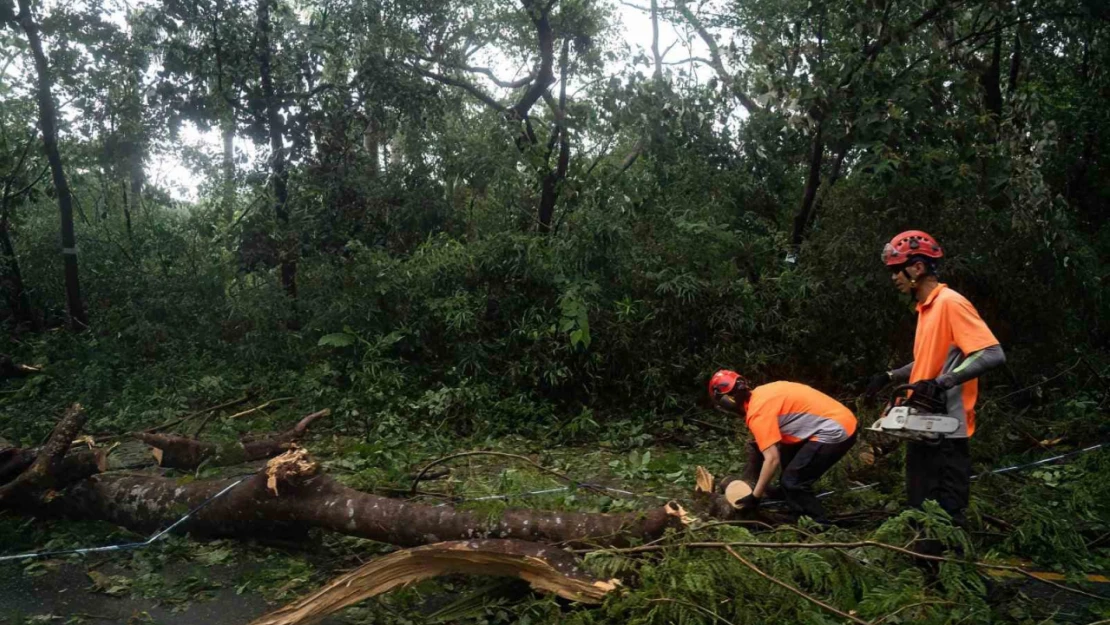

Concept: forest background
[[1, 0, 1109, 622]]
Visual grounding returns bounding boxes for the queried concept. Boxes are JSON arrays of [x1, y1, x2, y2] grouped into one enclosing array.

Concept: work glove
[[736, 493, 761, 509], [863, 372, 891, 401]]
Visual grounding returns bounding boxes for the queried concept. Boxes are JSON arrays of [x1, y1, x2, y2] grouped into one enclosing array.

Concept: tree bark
[[0, 404, 95, 505], [124, 64, 144, 235], [13, 0, 86, 329], [0, 194, 35, 328], [511, 0, 556, 120], [790, 121, 825, 249], [650, 0, 663, 80], [19, 448, 684, 548], [538, 40, 570, 233], [257, 0, 296, 299], [1007, 29, 1021, 95], [805, 138, 848, 236], [222, 117, 236, 222], [980, 30, 1003, 117], [132, 408, 329, 469], [363, 114, 381, 179]]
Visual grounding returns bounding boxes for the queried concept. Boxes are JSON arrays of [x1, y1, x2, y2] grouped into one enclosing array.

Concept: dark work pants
[[742, 434, 857, 523], [906, 438, 971, 528]]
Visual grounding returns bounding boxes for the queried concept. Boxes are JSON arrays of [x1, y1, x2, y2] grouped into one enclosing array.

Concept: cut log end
[[250, 539, 617, 625]]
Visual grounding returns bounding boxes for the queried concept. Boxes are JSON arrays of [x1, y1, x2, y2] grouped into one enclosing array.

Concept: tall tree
[[256, 0, 295, 298], [2, 0, 86, 329]]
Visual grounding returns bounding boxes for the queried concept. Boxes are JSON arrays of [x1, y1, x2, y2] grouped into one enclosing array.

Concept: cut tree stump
[[251, 539, 618, 625]]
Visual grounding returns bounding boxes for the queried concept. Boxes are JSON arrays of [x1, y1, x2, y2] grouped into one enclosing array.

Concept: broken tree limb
[[0, 404, 94, 504], [133, 408, 330, 469], [250, 539, 618, 625], [36, 448, 685, 548], [0, 355, 42, 379]]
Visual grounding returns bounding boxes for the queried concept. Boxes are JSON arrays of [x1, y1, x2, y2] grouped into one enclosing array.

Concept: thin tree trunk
[[980, 31, 1003, 117], [0, 139, 37, 329], [121, 181, 134, 241], [222, 118, 235, 221], [790, 121, 825, 250], [805, 139, 848, 236], [650, 0, 663, 80], [363, 114, 380, 179], [125, 62, 144, 232], [1007, 29, 1021, 95], [15, 0, 86, 329], [257, 0, 296, 299], [0, 218, 35, 329]]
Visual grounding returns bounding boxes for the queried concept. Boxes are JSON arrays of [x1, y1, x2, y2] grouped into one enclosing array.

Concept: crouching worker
[[708, 371, 857, 524]]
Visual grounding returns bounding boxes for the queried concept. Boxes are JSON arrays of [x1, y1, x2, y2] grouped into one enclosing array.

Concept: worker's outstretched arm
[[752, 444, 780, 498], [936, 344, 1006, 389]]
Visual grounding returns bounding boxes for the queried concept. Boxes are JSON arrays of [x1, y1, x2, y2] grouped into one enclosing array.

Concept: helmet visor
[[881, 243, 899, 265]]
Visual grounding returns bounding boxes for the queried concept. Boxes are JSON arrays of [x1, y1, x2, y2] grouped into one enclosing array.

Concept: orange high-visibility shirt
[[745, 381, 857, 451], [910, 284, 1000, 437]]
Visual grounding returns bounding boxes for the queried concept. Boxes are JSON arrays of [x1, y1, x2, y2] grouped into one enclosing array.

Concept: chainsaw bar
[[868, 405, 960, 442]]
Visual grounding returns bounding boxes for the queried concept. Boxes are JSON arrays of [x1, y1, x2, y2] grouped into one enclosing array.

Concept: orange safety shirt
[[744, 381, 857, 451], [910, 284, 1000, 437]]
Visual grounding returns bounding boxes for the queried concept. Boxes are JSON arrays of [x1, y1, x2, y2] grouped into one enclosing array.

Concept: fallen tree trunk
[[31, 448, 683, 548], [132, 408, 330, 469], [251, 539, 618, 625]]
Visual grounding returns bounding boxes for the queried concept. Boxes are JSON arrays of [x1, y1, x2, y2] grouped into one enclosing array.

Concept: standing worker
[[864, 230, 1005, 528], [708, 371, 857, 524]]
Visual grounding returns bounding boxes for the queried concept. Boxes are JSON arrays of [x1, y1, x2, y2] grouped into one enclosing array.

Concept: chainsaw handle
[[888, 384, 916, 406]]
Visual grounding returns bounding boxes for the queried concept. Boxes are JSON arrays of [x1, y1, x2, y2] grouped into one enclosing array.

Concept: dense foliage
[[1, 0, 1109, 622]]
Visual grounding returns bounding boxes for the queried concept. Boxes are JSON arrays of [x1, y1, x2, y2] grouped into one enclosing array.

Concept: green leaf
[[318, 333, 356, 347]]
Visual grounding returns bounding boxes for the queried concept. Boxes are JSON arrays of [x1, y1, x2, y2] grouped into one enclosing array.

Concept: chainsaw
[[868, 383, 959, 442]]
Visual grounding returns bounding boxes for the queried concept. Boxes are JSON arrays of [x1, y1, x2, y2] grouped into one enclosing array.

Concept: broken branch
[[250, 539, 617, 625], [134, 408, 330, 469], [226, 397, 295, 420], [0, 404, 90, 504]]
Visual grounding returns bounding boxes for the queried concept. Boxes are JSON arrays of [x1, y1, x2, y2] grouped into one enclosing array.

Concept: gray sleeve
[[888, 362, 914, 383], [936, 344, 1006, 389]]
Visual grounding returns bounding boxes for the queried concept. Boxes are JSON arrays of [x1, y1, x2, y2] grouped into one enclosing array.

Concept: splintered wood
[[695, 466, 715, 493], [265, 446, 315, 495], [250, 539, 619, 625]]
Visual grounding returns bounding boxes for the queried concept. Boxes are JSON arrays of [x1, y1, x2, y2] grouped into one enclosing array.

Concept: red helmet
[[881, 230, 944, 267], [708, 370, 751, 412]]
